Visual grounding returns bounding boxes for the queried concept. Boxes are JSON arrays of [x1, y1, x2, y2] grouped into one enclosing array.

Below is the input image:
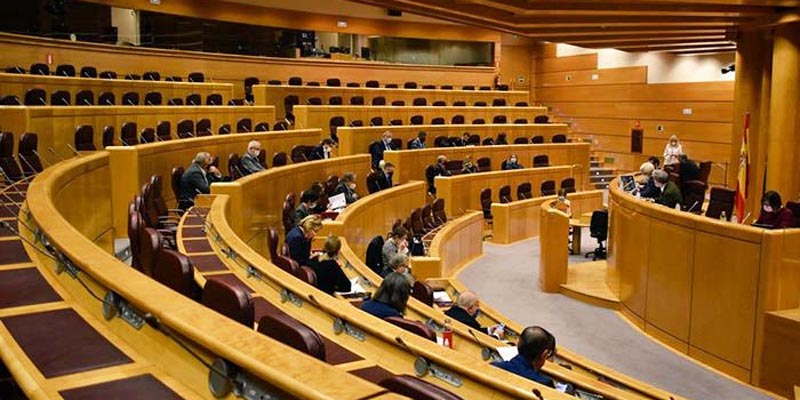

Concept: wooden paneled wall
[[534, 44, 734, 185], [0, 33, 497, 99]]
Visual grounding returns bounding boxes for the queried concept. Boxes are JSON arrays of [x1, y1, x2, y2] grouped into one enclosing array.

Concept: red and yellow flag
[[734, 113, 750, 222]]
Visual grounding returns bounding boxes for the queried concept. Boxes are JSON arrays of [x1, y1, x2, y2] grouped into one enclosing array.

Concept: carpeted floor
[[457, 235, 773, 400]]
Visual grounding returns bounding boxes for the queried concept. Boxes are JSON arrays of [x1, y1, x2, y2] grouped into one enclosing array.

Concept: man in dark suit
[[409, 131, 427, 149], [309, 138, 335, 160], [178, 152, 223, 209], [334, 172, 359, 204], [491, 326, 557, 388], [678, 154, 700, 182], [653, 169, 683, 208], [294, 190, 320, 225], [240, 140, 265, 175], [376, 162, 394, 190], [285, 215, 322, 267], [427, 155, 452, 195], [444, 291, 504, 337], [370, 130, 396, 168]]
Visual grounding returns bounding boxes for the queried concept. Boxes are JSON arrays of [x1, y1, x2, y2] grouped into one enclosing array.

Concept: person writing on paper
[[755, 191, 794, 229], [663, 135, 684, 166], [444, 291, 504, 338], [652, 170, 682, 209], [361, 272, 411, 319], [240, 140, 265, 175], [179, 152, 223, 209], [382, 227, 410, 273], [491, 326, 556, 388], [285, 215, 322, 267], [311, 235, 351, 295], [335, 172, 359, 204], [636, 162, 659, 199], [294, 190, 320, 225]]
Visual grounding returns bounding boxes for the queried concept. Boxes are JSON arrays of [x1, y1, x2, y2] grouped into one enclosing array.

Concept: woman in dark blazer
[[311, 235, 351, 295]]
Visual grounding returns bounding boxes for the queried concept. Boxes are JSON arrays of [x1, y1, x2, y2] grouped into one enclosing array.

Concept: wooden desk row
[[21, 152, 393, 399], [435, 166, 584, 218], [336, 123, 569, 156], [293, 105, 548, 133], [254, 84, 530, 118], [384, 142, 591, 185], [0, 105, 276, 159], [0, 72, 233, 105], [608, 178, 800, 393], [492, 190, 604, 245]]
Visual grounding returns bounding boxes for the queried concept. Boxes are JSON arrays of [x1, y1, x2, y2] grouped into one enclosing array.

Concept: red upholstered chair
[[379, 375, 463, 400], [202, 278, 255, 328], [153, 249, 200, 300], [480, 188, 492, 221], [412, 281, 434, 307], [257, 313, 326, 361], [384, 317, 437, 342]]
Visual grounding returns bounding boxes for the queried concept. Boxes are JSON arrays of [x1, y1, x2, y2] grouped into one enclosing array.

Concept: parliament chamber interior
[[0, 0, 799, 399]]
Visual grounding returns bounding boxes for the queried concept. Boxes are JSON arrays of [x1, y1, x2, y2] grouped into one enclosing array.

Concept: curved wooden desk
[[435, 165, 583, 217], [337, 123, 569, 156], [412, 211, 484, 281], [254, 84, 529, 118], [0, 105, 276, 159], [20, 152, 393, 399], [293, 105, 547, 132], [384, 142, 590, 185], [608, 178, 800, 389]]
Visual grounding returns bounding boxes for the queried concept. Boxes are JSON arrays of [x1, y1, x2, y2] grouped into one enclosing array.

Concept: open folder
[[328, 192, 346, 211], [334, 277, 366, 296]]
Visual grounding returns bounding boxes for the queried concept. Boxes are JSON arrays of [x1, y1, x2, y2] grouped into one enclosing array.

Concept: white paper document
[[433, 290, 452, 303], [496, 346, 518, 361], [328, 193, 346, 211]]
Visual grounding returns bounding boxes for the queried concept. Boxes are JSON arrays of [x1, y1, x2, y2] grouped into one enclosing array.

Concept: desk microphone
[[18, 154, 38, 175], [119, 137, 132, 146], [233, 165, 246, 179], [686, 201, 700, 213], [146, 99, 153, 106], [47, 147, 66, 162], [741, 212, 751, 225], [66, 144, 82, 157], [82, 98, 91, 106], [32, 150, 52, 167], [39, 97, 47, 105], [126, 98, 135, 106]]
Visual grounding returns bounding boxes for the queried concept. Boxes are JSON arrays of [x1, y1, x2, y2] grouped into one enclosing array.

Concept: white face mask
[[349, 183, 356, 190], [252, 149, 261, 157], [510, 158, 517, 164], [384, 137, 392, 144], [309, 202, 317, 209], [763, 204, 774, 213]]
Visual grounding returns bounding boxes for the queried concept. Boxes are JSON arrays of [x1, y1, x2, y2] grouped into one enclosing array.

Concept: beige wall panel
[[537, 81, 734, 103], [549, 101, 732, 123], [535, 66, 647, 88], [535, 54, 598, 74]]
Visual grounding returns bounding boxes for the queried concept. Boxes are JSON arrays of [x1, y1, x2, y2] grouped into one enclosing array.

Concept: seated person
[[241, 140, 265, 175], [444, 291, 504, 337], [334, 172, 359, 204], [381, 253, 412, 280], [409, 131, 427, 149], [647, 155, 661, 170], [285, 215, 322, 267], [459, 132, 471, 146], [311, 235, 351, 295], [755, 190, 794, 229], [179, 152, 223, 209], [678, 154, 700, 182], [309, 138, 335, 160], [382, 227, 410, 271], [376, 161, 394, 190], [461, 156, 478, 174], [370, 130, 396, 168], [360, 272, 411, 319], [491, 326, 556, 388], [652, 170, 682, 209], [635, 162, 659, 198], [428, 155, 452, 195], [294, 190, 320, 225], [496, 133, 508, 145], [502, 154, 523, 170]]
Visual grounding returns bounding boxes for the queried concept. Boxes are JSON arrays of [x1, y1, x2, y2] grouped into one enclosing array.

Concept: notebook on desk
[[328, 193, 346, 211]]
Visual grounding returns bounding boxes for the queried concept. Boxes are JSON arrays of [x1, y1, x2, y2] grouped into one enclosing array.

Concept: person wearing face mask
[[502, 154, 523, 170], [294, 190, 320, 225], [409, 131, 427, 149], [459, 132, 471, 146], [381, 254, 413, 282], [636, 162, 659, 198], [178, 152, 223, 209], [428, 155, 452, 195], [491, 326, 556, 388], [370, 130, 396, 168], [309, 138, 335, 160], [444, 291, 505, 338], [382, 227, 410, 274], [754, 191, 794, 229], [377, 162, 395, 190], [285, 215, 322, 267], [240, 140, 265, 175], [461, 155, 478, 174], [652, 170, 682, 209], [663, 135, 684, 166], [335, 172, 359, 204]]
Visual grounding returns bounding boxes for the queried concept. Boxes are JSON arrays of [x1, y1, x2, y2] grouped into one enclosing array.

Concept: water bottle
[[720, 211, 727, 222], [442, 319, 453, 349]]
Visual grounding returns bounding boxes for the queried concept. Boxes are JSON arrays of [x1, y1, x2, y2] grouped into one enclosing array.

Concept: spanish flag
[[734, 113, 750, 222]]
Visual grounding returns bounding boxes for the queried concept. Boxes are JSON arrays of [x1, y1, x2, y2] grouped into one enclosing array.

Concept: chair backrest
[[551, 134, 567, 143], [288, 76, 302, 86], [228, 153, 243, 180], [122, 91, 139, 105], [272, 152, 288, 167], [480, 188, 492, 215], [98, 91, 115, 105], [78, 66, 96, 78], [589, 210, 609, 241], [153, 249, 198, 300], [413, 98, 427, 106], [350, 96, 365, 105], [76, 90, 94, 106], [541, 180, 556, 196], [326, 78, 341, 87], [533, 154, 550, 168], [306, 81, 320, 86], [366, 80, 379, 88], [127, 210, 143, 270], [470, 157, 488, 173], [481, 138, 494, 146], [379, 375, 463, 400], [432, 100, 446, 106], [196, 118, 212, 135], [404, 82, 418, 89], [74, 125, 96, 151], [120, 122, 139, 145], [560, 178, 576, 194], [328, 96, 343, 105], [137, 227, 162, 276], [531, 135, 544, 144], [142, 71, 160, 81], [431, 117, 445, 125], [102, 126, 115, 147], [18, 133, 42, 174], [177, 119, 194, 139], [499, 185, 512, 203], [55, 64, 75, 77], [705, 187, 736, 220], [204, 93, 221, 106], [4, 66, 22, 74], [171, 167, 184, 203], [474, 101, 487, 107], [534, 115, 549, 123], [168, 97, 183, 106], [284, 95, 299, 112], [492, 115, 507, 124], [517, 182, 532, 200], [188, 72, 205, 82], [202, 278, 254, 327], [155, 121, 171, 141], [186, 93, 201, 106], [30, 63, 49, 75], [681, 180, 707, 213], [24, 88, 46, 106], [449, 115, 464, 124], [257, 313, 326, 361], [785, 201, 800, 227], [51, 90, 70, 106], [492, 98, 507, 107], [369, 96, 386, 106], [237, 118, 252, 133], [140, 128, 156, 144], [514, 118, 528, 124], [267, 80, 281, 85], [384, 317, 437, 342], [472, 118, 485, 125], [0, 95, 20, 105], [412, 281, 434, 307], [391, 100, 405, 106], [410, 115, 424, 125], [432, 198, 447, 223], [697, 161, 713, 183], [513, 137, 529, 144]]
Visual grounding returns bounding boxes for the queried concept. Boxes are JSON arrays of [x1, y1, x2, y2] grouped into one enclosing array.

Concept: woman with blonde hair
[[663, 135, 684, 165]]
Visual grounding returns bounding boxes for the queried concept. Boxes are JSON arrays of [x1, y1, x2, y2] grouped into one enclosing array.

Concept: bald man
[[444, 291, 503, 337]]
